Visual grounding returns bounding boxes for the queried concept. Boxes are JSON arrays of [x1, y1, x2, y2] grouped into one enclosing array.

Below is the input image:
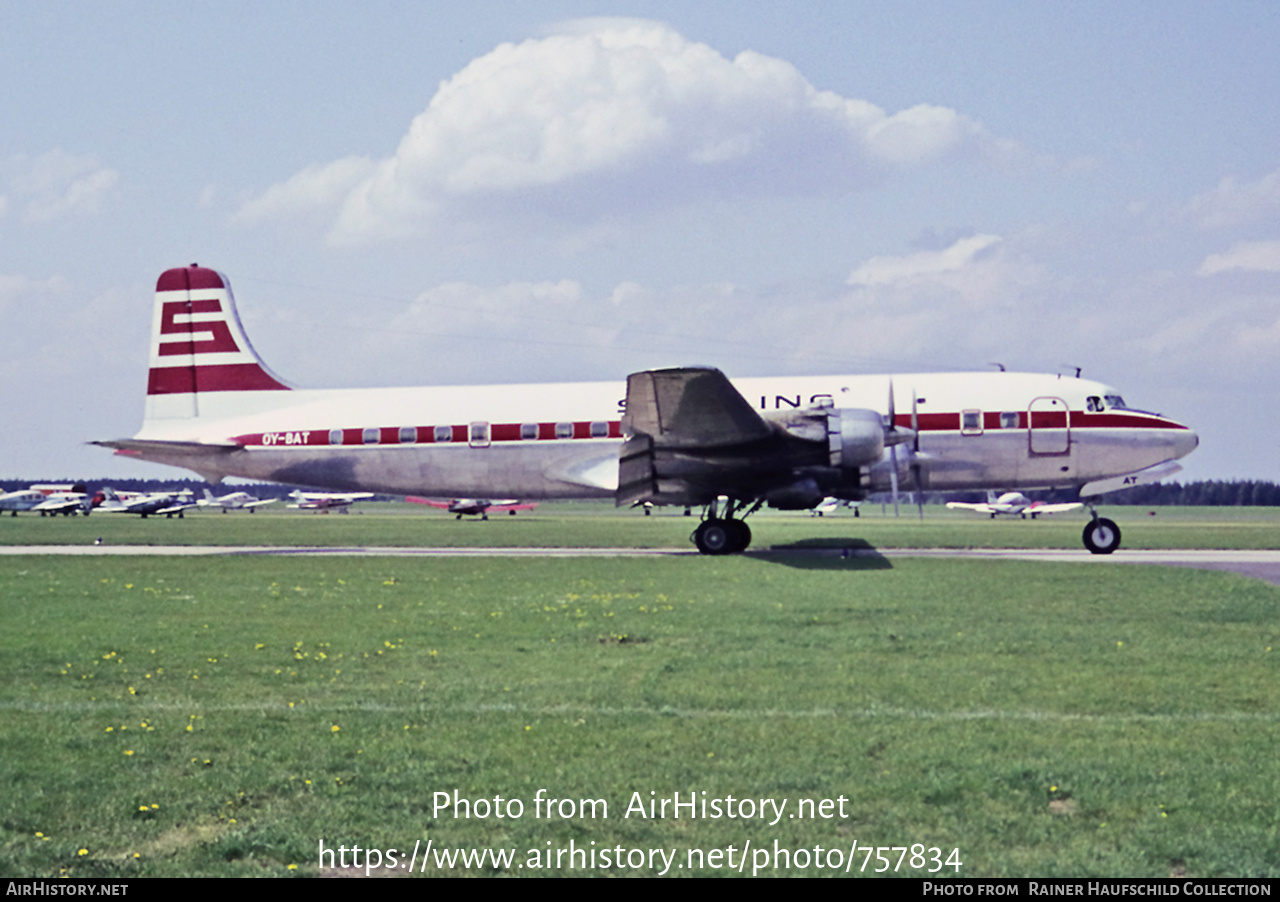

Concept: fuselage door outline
[[1028, 396, 1070, 456]]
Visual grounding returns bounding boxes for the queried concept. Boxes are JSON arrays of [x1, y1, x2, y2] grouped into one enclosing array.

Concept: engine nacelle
[[765, 478, 824, 510], [826, 408, 886, 470]]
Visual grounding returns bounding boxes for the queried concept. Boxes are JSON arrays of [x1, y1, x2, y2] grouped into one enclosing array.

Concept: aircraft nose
[[1172, 427, 1199, 460]]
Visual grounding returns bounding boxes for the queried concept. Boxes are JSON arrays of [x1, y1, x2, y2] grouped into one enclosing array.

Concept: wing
[[405, 497, 452, 509], [945, 502, 996, 514], [621, 367, 773, 449], [488, 502, 538, 513], [156, 502, 198, 515], [617, 367, 822, 508], [1026, 502, 1083, 515]]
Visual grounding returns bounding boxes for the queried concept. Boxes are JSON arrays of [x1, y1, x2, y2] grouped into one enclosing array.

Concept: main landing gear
[[1082, 512, 1122, 555], [692, 497, 761, 555]]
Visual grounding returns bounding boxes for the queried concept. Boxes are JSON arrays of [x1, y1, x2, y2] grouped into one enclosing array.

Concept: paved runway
[[4, 544, 1280, 584]]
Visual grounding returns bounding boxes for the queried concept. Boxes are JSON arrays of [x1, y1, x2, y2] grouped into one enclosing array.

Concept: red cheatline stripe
[[227, 412, 1182, 448], [231, 421, 625, 447]]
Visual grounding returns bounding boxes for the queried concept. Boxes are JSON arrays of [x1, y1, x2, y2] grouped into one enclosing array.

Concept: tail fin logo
[[157, 299, 240, 357], [145, 266, 290, 413]]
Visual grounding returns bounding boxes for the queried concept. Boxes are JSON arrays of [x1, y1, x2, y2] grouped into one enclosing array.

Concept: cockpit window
[[1086, 396, 1103, 412], [1104, 394, 1128, 410]]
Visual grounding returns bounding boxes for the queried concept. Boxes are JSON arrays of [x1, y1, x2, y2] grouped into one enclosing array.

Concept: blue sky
[[3, 1, 1278, 482]]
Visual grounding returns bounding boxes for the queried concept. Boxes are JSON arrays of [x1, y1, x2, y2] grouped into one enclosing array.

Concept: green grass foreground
[[1, 554, 1277, 877], [3, 502, 1280, 549]]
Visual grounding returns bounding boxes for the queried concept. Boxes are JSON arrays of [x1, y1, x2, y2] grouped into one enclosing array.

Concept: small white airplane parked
[[96, 488, 198, 518], [809, 497, 860, 517], [946, 491, 1084, 519], [287, 490, 374, 511], [406, 496, 538, 519], [96, 266, 1198, 554], [198, 488, 277, 512]]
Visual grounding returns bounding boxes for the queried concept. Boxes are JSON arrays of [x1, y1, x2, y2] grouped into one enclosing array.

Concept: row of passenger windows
[[328, 421, 614, 446], [960, 411, 1021, 432]]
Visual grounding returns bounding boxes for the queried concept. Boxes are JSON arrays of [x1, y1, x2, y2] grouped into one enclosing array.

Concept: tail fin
[[146, 265, 290, 420]]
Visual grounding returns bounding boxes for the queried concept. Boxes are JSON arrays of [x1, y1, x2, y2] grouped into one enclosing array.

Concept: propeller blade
[[912, 389, 923, 518], [912, 462, 924, 521], [911, 390, 920, 453], [887, 379, 900, 517], [889, 444, 900, 518]]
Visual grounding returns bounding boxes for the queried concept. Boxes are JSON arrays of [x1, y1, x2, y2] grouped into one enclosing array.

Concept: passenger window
[[434, 425, 452, 443], [590, 421, 609, 438], [470, 422, 490, 446], [398, 426, 416, 444], [961, 409, 983, 435], [521, 423, 539, 440], [328, 429, 343, 445], [362, 427, 379, 445], [1000, 412, 1018, 429], [555, 422, 574, 440]]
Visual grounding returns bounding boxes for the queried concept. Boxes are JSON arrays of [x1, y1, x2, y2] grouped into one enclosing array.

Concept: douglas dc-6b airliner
[[96, 266, 1197, 555]]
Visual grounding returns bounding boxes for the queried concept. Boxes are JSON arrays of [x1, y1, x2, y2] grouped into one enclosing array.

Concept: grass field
[[2, 536, 1278, 877], [3, 501, 1280, 550]]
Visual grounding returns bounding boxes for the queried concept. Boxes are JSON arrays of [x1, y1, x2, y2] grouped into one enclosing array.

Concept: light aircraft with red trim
[[406, 496, 538, 519], [95, 265, 1198, 555], [946, 491, 1084, 519]]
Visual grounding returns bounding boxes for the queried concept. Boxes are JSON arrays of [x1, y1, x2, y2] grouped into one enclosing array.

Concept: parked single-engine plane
[[406, 497, 538, 519], [946, 491, 1085, 519], [197, 488, 277, 512]]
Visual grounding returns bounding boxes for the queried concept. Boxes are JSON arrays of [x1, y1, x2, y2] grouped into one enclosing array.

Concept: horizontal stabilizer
[[92, 437, 244, 484], [93, 438, 243, 457]]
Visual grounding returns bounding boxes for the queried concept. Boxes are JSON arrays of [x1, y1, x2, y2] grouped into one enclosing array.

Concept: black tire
[[694, 519, 733, 555], [693, 519, 751, 554], [1083, 517, 1121, 554]]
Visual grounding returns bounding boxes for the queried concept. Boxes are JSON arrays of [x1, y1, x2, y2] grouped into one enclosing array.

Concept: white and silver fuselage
[[126, 371, 1197, 499]]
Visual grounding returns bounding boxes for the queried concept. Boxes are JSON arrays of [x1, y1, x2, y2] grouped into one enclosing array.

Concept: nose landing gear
[[1082, 513, 1122, 554]]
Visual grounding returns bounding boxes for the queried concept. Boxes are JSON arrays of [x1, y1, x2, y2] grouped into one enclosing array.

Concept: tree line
[[1102, 479, 1280, 506]]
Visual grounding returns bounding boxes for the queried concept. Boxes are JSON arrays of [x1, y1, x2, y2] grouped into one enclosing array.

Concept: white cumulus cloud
[[240, 18, 1003, 245], [1183, 169, 1280, 230], [1, 149, 120, 223], [847, 234, 1004, 286], [1197, 238, 1280, 275]]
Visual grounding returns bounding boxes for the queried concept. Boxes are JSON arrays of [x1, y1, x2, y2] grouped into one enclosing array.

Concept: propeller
[[888, 381, 900, 517], [885, 379, 924, 519], [910, 391, 923, 521]]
